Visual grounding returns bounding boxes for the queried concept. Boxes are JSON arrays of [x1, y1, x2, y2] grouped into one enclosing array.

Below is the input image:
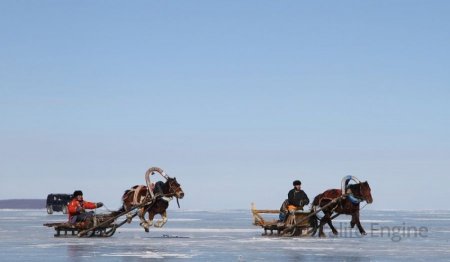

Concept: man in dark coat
[[288, 180, 309, 209]]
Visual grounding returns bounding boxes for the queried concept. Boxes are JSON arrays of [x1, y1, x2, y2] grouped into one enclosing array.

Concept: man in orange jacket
[[68, 190, 103, 224]]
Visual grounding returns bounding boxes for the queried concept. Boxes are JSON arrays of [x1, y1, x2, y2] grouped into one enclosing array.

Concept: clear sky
[[1, 1, 449, 210]]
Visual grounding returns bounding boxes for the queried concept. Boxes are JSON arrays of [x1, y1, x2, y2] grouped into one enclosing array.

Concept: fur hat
[[293, 180, 301, 186], [73, 190, 83, 197]]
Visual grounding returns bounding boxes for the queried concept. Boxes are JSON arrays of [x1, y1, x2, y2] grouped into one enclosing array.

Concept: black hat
[[293, 180, 301, 186], [73, 190, 83, 197]]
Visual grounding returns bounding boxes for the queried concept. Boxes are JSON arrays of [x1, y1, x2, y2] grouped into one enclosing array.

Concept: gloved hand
[[96, 202, 103, 208]]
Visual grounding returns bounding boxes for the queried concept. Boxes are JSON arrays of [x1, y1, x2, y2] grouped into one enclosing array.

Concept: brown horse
[[312, 178, 372, 237], [121, 177, 184, 232]]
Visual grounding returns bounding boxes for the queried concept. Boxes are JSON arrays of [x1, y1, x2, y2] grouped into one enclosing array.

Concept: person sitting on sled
[[67, 190, 103, 224], [288, 180, 309, 210], [278, 199, 289, 222], [279, 180, 310, 222]]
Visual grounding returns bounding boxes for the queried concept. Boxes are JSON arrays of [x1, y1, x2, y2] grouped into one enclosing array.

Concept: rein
[[141, 167, 183, 211], [347, 194, 363, 204], [164, 180, 182, 208], [152, 181, 182, 208], [359, 202, 368, 211]]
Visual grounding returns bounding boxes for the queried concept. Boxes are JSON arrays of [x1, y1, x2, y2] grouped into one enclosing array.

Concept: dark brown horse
[[121, 176, 184, 232], [312, 177, 372, 237]]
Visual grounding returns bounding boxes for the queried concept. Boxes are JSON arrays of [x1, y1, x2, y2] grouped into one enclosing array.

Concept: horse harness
[[318, 196, 342, 214], [345, 186, 364, 205]]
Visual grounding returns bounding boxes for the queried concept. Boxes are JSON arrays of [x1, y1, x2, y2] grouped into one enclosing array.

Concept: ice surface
[[0, 209, 449, 261]]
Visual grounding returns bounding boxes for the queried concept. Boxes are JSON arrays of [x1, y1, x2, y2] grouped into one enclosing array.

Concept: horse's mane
[[347, 183, 359, 190], [154, 181, 165, 195], [347, 183, 363, 196]]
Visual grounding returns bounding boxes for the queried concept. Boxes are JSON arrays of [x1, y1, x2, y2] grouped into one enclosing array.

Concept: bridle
[[166, 179, 183, 208], [347, 182, 374, 205], [341, 176, 371, 205], [166, 179, 181, 197], [144, 167, 183, 208]]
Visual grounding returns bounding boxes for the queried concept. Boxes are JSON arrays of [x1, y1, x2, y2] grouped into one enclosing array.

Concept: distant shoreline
[[1, 200, 449, 212], [0, 199, 45, 209]]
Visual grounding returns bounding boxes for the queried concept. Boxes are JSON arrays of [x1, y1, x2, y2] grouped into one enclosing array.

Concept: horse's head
[[347, 181, 373, 204], [359, 181, 373, 204], [166, 177, 184, 199]]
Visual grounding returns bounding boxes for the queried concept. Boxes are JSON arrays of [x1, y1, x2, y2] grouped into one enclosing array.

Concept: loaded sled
[[44, 195, 153, 238], [44, 213, 119, 237], [251, 203, 318, 237]]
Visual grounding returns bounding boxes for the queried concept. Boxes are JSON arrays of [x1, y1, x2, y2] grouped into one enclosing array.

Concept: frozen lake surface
[[1, 208, 449, 261]]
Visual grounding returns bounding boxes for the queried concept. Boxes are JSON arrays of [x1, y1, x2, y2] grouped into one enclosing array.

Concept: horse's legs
[[155, 210, 168, 228], [318, 219, 325, 237], [318, 211, 332, 237], [123, 203, 133, 223], [326, 216, 339, 235], [138, 207, 150, 232], [350, 214, 356, 228], [147, 211, 156, 227], [351, 212, 366, 235]]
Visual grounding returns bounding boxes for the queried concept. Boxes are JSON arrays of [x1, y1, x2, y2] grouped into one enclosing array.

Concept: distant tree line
[[0, 199, 45, 209]]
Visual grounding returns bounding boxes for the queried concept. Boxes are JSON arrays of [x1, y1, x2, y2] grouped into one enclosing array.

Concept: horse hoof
[[145, 228, 149, 233], [332, 230, 338, 236], [319, 233, 326, 238], [140, 222, 150, 230], [361, 232, 367, 236]]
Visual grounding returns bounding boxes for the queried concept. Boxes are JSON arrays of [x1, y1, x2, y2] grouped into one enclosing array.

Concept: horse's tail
[[116, 189, 131, 213], [312, 193, 323, 207], [121, 189, 130, 202], [110, 207, 125, 217], [110, 189, 132, 217], [311, 193, 326, 216], [308, 194, 323, 236]]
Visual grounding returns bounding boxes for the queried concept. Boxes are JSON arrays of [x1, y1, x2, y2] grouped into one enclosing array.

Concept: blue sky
[[1, 1, 449, 210]]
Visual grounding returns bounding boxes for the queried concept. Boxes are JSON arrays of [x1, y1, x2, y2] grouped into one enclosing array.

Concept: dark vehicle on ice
[[46, 194, 71, 214]]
